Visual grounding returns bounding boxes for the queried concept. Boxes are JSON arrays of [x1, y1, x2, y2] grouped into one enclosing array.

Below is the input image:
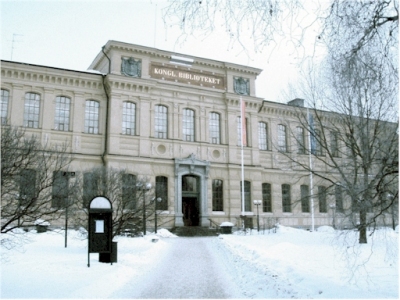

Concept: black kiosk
[[87, 196, 114, 267]]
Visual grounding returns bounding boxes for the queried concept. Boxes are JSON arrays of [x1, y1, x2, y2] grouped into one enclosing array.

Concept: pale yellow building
[[1, 40, 353, 231]]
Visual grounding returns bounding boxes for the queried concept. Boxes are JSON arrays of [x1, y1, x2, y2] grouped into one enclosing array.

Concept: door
[[182, 197, 199, 226]]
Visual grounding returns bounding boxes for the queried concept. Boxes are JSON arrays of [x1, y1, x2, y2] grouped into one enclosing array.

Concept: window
[[24, 93, 40, 128], [212, 179, 223, 211], [240, 180, 251, 211], [52, 171, 69, 208], [258, 122, 268, 150], [282, 184, 291, 212], [278, 124, 287, 152], [209, 112, 220, 144], [122, 102, 136, 135], [330, 131, 339, 157], [301, 185, 310, 213], [84, 100, 99, 134], [20, 169, 36, 206], [335, 185, 344, 213], [183, 109, 195, 142], [122, 174, 137, 210], [156, 176, 168, 210], [182, 175, 197, 192], [1, 89, 9, 125], [296, 126, 306, 154], [262, 183, 272, 212], [314, 129, 323, 156], [83, 172, 99, 208], [54, 96, 71, 131], [237, 117, 248, 146], [318, 186, 327, 213], [155, 105, 168, 139]]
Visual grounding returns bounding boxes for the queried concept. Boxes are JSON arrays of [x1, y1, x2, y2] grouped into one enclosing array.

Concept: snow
[[1, 225, 398, 299]]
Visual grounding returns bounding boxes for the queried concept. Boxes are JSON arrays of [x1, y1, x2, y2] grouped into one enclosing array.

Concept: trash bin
[[220, 222, 234, 234], [99, 241, 117, 263]]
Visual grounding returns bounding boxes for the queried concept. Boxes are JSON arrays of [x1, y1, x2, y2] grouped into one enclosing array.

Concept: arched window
[[85, 100, 99, 134], [183, 108, 195, 141], [24, 93, 40, 128], [278, 124, 287, 152], [240, 180, 251, 211], [156, 176, 168, 210], [212, 179, 223, 211], [54, 96, 71, 131], [155, 105, 168, 139], [282, 184, 291, 212], [262, 183, 272, 212], [258, 122, 268, 150], [209, 112, 220, 144], [122, 102, 136, 135], [1, 89, 9, 125]]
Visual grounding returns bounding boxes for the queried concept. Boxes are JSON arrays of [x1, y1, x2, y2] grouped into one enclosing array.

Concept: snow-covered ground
[[1, 225, 398, 299]]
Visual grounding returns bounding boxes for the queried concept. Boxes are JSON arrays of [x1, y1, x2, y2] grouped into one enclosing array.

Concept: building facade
[[1, 40, 368, 230]]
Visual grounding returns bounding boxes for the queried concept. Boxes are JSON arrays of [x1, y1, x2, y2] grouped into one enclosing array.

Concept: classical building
[[1, 40, 378, 231]]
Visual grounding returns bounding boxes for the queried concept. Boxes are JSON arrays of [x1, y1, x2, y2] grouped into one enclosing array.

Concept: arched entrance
[[182, 175, 199, 226], [174, 154, 210, 227]]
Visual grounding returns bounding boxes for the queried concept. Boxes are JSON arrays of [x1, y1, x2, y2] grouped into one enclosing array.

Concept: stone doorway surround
[[174, 154, 210, 227]]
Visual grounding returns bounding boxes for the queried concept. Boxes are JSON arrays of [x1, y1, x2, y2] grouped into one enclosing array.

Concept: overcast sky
[[1, 0, 314, 102]]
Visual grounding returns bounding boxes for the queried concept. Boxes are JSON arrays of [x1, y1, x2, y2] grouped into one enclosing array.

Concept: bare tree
[[72, 167, 157, 238], [1, 126, 74, 235]]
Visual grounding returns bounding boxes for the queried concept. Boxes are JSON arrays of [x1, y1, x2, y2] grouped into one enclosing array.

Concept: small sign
[[95, 220, 104, 233]]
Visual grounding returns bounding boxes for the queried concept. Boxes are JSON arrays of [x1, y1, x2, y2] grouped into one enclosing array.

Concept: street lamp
[[329, 203, 336, 229], [139, 182, 152, 236], [253, 200, 262, 232], [154, 197, 162, 234]]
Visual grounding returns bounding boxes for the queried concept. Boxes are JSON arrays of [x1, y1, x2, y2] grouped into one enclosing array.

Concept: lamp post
[[329, 203, 336, 229], [155, 197, 162, 234], [141, 182, 152, 236], [253, 200, 262, 232]]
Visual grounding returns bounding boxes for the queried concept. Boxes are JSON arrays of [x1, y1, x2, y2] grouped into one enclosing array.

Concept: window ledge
[[212, 211, 225, 215]]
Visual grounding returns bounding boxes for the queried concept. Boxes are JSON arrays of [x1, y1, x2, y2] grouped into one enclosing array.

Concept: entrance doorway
[[182, 197, 199, 226]]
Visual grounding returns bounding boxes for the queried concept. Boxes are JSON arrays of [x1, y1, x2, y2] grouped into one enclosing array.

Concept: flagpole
[[240, 96, 245, 216], [307, 108, 315, 232]]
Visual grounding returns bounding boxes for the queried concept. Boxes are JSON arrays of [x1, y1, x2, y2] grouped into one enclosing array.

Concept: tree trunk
[[359, 211, 367, 244]]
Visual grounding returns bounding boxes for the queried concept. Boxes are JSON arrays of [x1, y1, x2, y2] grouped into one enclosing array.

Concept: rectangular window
[[122, 102, 136, 135], [262, 183, 272, 212], [318, 186, 327, 213], [155, 105, 168, 139], [183, 109, 195, 142], [156, 176, 168, 210], [20, 169, 36, 206], [282, 184, 291, 212], [240, 180, 251, 211], [24, 93, 40, 128], [54, 96, 71, 131], [258, 122, 268, 150], [278, 124, 287, 152], [314, 129, 323, 156], [301, 185, 310, 213], [212, 179, 223, 211], [122, 174, 137, 210], [52, 171, 69, 208], [335, 185, 344, 213], [84, 100, 99, 134], [209, 112, 220, 144], [330, 131, 339, 157], [296, 126, 306, 154], [237, 117, 248, 146], [1, 89, 9, 125]]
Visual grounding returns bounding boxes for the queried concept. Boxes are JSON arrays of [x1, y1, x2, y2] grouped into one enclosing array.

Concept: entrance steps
[[171, 226, 219, 237]]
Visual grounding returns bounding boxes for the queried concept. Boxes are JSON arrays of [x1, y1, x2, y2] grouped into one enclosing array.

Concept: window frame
[[282, 184, 291, 213], [318, 186, 327, 213], [122, 173, 137, 210], [182, 108, 195, 142], [156, 176, 168, 210], [54, 96, 71, 131], [24, 92, 41, 128], [301, 184, 310, 213], [1, 89, 9, 125], [212, 179, 223, 211], [278, 124, 287, 152], [296, 126, 306, 154], [84, 100, 100, 134], [258, 122, 268, 150], [155, 105, 168, 139], [209, 112, 221, 144], [262, 183, 272, 212], [240, 180, 251, 211], [122, 101, 136, 135]]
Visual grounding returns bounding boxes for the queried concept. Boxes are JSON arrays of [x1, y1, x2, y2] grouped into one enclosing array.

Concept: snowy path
[[113, 237, 243, 298]]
